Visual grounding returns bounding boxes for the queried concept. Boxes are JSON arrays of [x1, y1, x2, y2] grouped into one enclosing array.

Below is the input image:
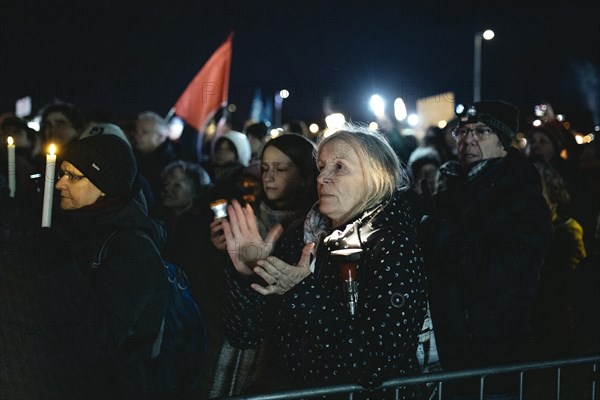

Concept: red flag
[[174, 33, 233, 132]]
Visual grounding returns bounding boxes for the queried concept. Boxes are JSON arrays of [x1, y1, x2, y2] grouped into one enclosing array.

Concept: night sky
[[1, 0, 599, 131]]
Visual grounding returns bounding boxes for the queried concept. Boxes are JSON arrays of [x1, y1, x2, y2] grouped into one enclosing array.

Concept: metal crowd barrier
[[215, 354, 600, 400]]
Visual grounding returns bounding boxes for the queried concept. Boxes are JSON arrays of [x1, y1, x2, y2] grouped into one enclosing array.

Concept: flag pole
[[164, 107, 175, 121]]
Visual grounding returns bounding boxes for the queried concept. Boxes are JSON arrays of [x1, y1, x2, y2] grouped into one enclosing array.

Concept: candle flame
[[7, 136, 13, 146], [49, 144, 56, 156]]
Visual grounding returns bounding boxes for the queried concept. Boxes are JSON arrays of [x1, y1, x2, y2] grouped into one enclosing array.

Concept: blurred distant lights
[[279, 89, 290, 99], [324, 113, 346, 138], [455, 104, 465, 115], [556, 114, 565, 121], [369, 122, 379, 131], [482, 29, 495, 40], [534, 104, 548, 117], [394, 98, 407, 121], [270, 128, 283, 139], [594, 125, 600, 132], [575, 133, 595, 144], [437, 120, 447, 129], [532, 119, 542, 127], [325, 113, 346, 130], [407, 114, 420, 127], [369, 95, 385, 118], [27, 115, 41, 131], [168, 116, 184, 141], [309, 123, 319, 134], [227, 104, 237, 112]]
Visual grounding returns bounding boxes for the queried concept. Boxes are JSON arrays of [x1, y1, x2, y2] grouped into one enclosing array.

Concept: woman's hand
[[222, 200, 284, 276], [251, 242, 315, 295], [209, 218, 227, 252]]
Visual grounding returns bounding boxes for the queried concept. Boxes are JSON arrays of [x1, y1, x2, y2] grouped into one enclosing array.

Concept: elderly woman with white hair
[[220, 124, 427, 398]]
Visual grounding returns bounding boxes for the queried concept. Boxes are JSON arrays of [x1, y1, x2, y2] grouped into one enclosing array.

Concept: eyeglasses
[[452, 126, 494, 140], [58, 170, 87, 182]]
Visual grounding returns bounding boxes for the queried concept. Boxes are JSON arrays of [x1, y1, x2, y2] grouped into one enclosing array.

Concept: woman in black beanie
[[38, 133, 169, 399]]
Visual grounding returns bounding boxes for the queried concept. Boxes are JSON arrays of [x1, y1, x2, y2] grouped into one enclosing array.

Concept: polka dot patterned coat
[[224, 190, 427, 398]]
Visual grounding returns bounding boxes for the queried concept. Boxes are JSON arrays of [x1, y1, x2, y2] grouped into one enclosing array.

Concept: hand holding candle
[[41, 144, 57, 227], [7, 136, 16, 197]]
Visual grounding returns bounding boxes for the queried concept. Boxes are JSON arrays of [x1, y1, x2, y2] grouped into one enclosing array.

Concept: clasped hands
[[219, 200, 314, 295]]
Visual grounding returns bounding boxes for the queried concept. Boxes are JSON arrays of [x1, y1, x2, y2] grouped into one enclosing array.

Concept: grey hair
[[316, 123, 409, 219], [137, 111, 169, 137]]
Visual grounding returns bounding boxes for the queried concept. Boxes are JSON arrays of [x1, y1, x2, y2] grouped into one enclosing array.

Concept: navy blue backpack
[[93, 229, 207, 398]]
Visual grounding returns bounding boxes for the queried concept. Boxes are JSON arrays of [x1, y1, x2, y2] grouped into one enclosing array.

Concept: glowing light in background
[[394, 98, 407, 121], [533, 119, 542, 127], [309, 123, 319, 134], [324, 113, 346, 138], [369, 95, 385, 118], [27, 115, 41, 131], [270, 128, 283, 139], [455, 104, 465, 115], [168, 116, 184, 141], [483, 29, 495, 40], [279, 89, 290, 99], [407, 114, 420, 127], [325, 113, 346, 130], [369, 122, 379, 131], [437, 120, 447, 129]]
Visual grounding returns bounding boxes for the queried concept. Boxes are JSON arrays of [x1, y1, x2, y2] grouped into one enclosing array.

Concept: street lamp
[[473, 29, 494, 102], [274, 89, 289, 128]]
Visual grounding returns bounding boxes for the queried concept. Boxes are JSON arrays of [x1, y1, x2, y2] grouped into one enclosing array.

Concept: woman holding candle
[[220, 124, 427, 398], [36, 133, 169, 399]]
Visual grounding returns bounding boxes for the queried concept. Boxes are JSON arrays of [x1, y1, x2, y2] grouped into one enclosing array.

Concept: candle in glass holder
[[41, 144, 57, 227], [210, 199, 228, 219], [330, 248, 362, 316], [7, 136, 16, 197]]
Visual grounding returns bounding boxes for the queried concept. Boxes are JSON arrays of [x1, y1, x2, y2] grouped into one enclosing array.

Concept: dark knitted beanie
[[62, 135, 137, 197], [459, 100, 519, 149]]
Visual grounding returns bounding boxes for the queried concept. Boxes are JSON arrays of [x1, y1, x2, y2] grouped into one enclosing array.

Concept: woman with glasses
[[37, 132, 169, 399], [219, 124, 427, 399]]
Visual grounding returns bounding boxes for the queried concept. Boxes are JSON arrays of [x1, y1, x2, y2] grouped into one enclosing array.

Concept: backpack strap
[[90, 230, 120, 269], [89, 227, 165, 359]]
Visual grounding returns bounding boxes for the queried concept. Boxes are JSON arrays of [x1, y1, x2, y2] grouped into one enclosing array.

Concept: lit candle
[[41, 144, 57, 227], [7, 136, 16, 197]]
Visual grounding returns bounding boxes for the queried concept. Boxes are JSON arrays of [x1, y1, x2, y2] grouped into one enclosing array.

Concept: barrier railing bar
[[556, 367, 562, 400], [519, 370, 524, 400], [215, 354, 600, 400], [592, 362, 597, 400], [479, 375, 485, 400]]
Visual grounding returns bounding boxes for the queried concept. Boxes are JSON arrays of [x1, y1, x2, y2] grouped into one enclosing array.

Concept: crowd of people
[[0, 98, 598, 399]]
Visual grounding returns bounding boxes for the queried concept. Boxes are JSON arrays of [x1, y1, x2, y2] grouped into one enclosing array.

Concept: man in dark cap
[[418, 100, 553, 398]]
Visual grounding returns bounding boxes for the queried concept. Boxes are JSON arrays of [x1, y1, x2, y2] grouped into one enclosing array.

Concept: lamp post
[[274, 89, 289, 128], [473, 29, 494, 102]]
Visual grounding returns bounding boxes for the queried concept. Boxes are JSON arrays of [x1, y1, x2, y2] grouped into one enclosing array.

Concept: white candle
[[7, 136, 16, 197], [41, 144, 57, 227]]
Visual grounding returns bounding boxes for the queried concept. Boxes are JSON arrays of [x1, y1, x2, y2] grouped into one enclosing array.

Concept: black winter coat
[[31, 194, 169, 399], [224, 190, 427, 399], [419, 149, 553, 372]]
